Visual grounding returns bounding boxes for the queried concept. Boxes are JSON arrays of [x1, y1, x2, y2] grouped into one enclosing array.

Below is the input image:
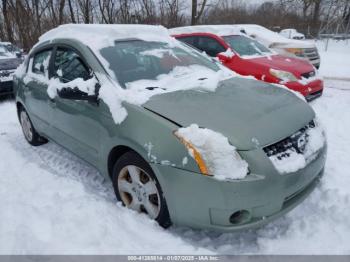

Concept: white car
[[280, 29, 306, 40], [233, 24, 320, 69]]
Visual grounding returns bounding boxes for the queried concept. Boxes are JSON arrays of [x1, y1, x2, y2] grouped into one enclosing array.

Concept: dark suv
[[0, 43, 22, 96]]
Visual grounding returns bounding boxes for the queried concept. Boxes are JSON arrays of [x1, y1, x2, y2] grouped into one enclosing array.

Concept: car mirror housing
[[217, 53, 231, 63], [58, 82, 100, 104]]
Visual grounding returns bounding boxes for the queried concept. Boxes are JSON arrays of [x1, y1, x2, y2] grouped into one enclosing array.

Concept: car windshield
[[100, 40, 220, 87], [4, 43, 20, 53], [0, 45, 11, 57], [223, 35, 272, 56]]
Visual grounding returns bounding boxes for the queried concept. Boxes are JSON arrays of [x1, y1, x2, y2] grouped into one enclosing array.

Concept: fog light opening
[[229, 210, 250, 225]]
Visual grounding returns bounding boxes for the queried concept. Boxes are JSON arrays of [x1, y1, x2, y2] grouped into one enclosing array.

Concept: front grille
[[263, 120, 315, 159], [303, 48, 320, 62], [301, 70, 316, 79]]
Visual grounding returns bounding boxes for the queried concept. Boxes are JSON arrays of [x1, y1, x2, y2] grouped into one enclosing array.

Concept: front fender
[[98, 102, 201, 179]]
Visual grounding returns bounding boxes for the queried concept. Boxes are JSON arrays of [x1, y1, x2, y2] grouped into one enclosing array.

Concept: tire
[[18, 107, 47, 146], [112, 151, 172, 228]]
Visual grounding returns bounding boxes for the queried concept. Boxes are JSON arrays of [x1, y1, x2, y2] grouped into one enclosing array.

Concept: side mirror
[[58, 82, 100, 104], [218, 54, 230, 63], [217, 51, 235, 63], [15, 52, 22, 58]]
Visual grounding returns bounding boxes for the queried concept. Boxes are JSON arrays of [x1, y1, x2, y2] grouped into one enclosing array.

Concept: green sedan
[[13, 25, 326, 232]]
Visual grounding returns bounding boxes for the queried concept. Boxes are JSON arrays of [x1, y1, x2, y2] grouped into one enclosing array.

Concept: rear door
[[23, 48, 53, 135], [49, 45, 102, 166]]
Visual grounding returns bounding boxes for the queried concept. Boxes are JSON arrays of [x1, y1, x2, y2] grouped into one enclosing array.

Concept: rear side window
[[32, 50, 51, 76], [54, 48, 91, 83], [196, 37, 226, 57]]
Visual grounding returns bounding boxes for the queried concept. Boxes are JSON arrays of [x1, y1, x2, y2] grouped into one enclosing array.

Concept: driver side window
[[196, 36, 226, 57], [54, 48, 91, 83]]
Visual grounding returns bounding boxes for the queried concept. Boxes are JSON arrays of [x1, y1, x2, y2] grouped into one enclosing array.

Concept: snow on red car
[[170, 25, 323, 101]]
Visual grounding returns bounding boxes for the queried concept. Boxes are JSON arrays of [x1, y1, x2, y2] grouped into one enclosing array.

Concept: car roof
[[39, 24, 173, 49], [170, 25, 244, 37]]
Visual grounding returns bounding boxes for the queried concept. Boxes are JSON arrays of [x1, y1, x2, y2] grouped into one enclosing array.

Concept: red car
[[171, 26, 323, 101]]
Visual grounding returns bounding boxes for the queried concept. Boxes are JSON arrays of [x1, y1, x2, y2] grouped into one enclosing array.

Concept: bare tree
[[2, 0, 14, 42], [191, 0, 208, 25]]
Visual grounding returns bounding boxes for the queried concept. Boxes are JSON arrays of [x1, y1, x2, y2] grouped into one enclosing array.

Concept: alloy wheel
[[20, 110, 33, 142], [118, 165, 161, 219]]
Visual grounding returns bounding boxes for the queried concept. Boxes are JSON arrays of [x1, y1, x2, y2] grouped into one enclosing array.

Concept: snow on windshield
[[176, 124, 249, 180], [0, 45, 14, 58], [223, 35, 273, 58], [33, 24, 235, 124]]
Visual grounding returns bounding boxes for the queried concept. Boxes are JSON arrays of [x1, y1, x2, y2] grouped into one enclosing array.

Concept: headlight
[[174, 125, 249, 180], [270, 68, 298, 82], [174, 131, 209, 175], [284, 48, 303, 56]]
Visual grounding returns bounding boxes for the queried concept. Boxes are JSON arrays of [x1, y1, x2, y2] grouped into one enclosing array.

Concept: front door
[[49, 46, 102, 166]]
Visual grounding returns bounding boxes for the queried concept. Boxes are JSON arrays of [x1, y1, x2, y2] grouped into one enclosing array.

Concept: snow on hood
[[0, 45, 17, 60]]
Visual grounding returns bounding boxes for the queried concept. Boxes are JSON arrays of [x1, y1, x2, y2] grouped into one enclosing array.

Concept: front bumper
[[285, 79, 323, 101], [151, 145, 326, 232]]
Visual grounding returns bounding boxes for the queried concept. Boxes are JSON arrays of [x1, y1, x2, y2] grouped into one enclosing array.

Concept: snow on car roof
[[39, 24, 175, 50], [232, 24, 291, 45], [233, 24, 314, 47], [27, 24, 238, 126], [169, 25, 244, 37]]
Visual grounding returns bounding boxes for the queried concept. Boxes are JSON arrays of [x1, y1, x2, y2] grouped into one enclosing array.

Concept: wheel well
[[107, 145, 134, 178]]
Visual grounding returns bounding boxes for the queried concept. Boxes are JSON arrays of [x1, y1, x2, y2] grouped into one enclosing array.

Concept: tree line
[[1, 0, 349, 51]]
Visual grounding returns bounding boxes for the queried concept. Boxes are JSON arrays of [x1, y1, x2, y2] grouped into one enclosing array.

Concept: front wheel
[[19, 107, 47, 146], [112, 151, 172, 228]]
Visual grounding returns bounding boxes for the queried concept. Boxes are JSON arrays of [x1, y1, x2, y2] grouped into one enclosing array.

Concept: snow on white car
[[234, 24, 320, 68]]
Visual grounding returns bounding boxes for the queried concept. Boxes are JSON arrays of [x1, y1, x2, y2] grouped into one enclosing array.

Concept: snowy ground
[[0, 79, 349, 255], [315, 39, 350, 80]]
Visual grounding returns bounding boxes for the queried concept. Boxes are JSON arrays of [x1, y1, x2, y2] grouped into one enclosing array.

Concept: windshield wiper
[[145, 86, 166, 91]]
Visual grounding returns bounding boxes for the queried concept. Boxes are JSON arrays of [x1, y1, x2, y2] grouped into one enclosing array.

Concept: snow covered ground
[[316, 39, 350, 80], [0, 78, 349, 255]]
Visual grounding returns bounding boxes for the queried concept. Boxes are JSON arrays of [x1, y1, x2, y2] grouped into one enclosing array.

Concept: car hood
[[143, 77, 314, 150], [249, 55, 313, 76], [268, 40, 315, 49], [0, 57, 22, 70]]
